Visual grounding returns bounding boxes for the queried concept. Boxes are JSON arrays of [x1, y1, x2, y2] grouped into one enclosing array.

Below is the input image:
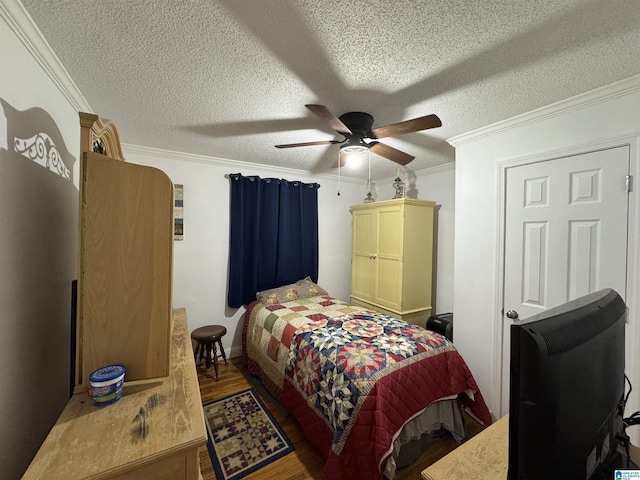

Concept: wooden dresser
[[350, 198, 436, 326], [23, 308, 206, 480]]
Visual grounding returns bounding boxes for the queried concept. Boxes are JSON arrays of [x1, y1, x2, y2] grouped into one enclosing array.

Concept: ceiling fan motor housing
[[338, 112, 375, 139]]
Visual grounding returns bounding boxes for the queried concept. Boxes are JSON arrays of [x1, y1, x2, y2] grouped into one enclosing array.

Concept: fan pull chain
[[364, 149, 374, 203], [367, 152, 371, 195], [337, 156, 341, 196]]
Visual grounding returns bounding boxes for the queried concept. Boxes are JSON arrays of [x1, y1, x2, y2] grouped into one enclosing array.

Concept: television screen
[[508, 288, 629, 479]]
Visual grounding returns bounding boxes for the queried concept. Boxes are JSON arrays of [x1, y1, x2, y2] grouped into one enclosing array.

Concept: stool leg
[[211, 341, 219, 381], [216, 339, 228, 366], [194, 343, 202, 366], [204, 342, 213, 369]]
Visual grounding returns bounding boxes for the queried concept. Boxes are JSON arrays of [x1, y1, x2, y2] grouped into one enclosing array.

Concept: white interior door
[[500, 146, 630, 415]]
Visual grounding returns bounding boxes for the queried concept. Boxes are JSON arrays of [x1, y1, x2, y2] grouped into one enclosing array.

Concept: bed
[[242, 282, 492, 479]]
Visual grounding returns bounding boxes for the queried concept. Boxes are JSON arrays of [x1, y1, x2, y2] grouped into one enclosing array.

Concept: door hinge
[[626, 175, 633, 193]]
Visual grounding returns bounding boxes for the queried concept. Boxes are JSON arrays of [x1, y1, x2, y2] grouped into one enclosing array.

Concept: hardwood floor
[[197, 357, 484, 480]]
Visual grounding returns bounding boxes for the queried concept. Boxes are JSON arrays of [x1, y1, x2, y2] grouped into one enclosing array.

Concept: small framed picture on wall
[[174, 184, 183, 240]]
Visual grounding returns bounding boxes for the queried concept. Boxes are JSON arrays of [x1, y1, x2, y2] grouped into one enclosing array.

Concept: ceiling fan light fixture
[[339, 143, 369, 167]]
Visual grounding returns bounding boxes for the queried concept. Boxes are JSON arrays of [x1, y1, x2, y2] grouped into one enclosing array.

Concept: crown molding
[[416, 161, 455, 177], [377, 161, 455, 185], [122, 143, 365, 185], [0, 0, 92, 112], [448, 74, 640, 147]]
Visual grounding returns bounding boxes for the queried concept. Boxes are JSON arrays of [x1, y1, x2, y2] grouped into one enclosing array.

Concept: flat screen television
[[508, 288, 632, 479]]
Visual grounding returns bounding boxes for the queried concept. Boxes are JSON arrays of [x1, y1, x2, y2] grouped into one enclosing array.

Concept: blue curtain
[[227, 173, 320, 308]]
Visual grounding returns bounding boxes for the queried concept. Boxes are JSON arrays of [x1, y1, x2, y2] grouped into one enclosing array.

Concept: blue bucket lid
[[89, 364, 126, 383]]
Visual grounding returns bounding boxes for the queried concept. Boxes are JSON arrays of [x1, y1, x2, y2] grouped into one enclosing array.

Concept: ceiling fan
[[275, 104, 442, 165]]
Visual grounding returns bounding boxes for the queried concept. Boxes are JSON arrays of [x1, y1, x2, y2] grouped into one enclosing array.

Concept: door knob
[[506, 310, 519, 320]]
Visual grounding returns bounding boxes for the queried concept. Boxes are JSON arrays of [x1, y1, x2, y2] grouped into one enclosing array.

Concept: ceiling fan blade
[[275, 139, 342, 148], [369, 142, 414, 165], [371, 114, 442, 139], [305, 104, 352, 134]]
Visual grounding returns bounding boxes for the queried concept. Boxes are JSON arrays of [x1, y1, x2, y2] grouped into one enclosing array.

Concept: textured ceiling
[[20, 0, 640, 180]]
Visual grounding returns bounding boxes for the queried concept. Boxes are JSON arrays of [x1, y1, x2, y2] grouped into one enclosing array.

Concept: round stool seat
[[191, 325, 228, 380], [191, 325, 226, 341]]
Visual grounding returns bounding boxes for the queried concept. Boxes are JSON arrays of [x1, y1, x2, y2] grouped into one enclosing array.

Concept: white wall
[[450, 75, 640, 423]]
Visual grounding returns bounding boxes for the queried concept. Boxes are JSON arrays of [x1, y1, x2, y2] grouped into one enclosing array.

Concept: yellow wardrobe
[[350, 198, 435, 326]]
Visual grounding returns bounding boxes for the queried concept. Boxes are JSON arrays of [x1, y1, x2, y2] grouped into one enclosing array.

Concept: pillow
[[256, 277, 328, 305]]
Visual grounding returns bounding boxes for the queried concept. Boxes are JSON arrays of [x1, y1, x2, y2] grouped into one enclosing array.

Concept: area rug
[[204, 388, 294, 480]]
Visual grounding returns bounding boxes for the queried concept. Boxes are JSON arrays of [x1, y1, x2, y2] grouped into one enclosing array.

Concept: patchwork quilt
[[242, 296, 492, 480], [243, 295, 367, 397]]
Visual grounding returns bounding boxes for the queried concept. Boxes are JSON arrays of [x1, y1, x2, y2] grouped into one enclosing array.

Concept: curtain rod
[[224, 173, 320, 188]]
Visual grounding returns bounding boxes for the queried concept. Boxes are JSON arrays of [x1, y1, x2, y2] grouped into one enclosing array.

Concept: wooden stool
[[191, 325, 228, 381]]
